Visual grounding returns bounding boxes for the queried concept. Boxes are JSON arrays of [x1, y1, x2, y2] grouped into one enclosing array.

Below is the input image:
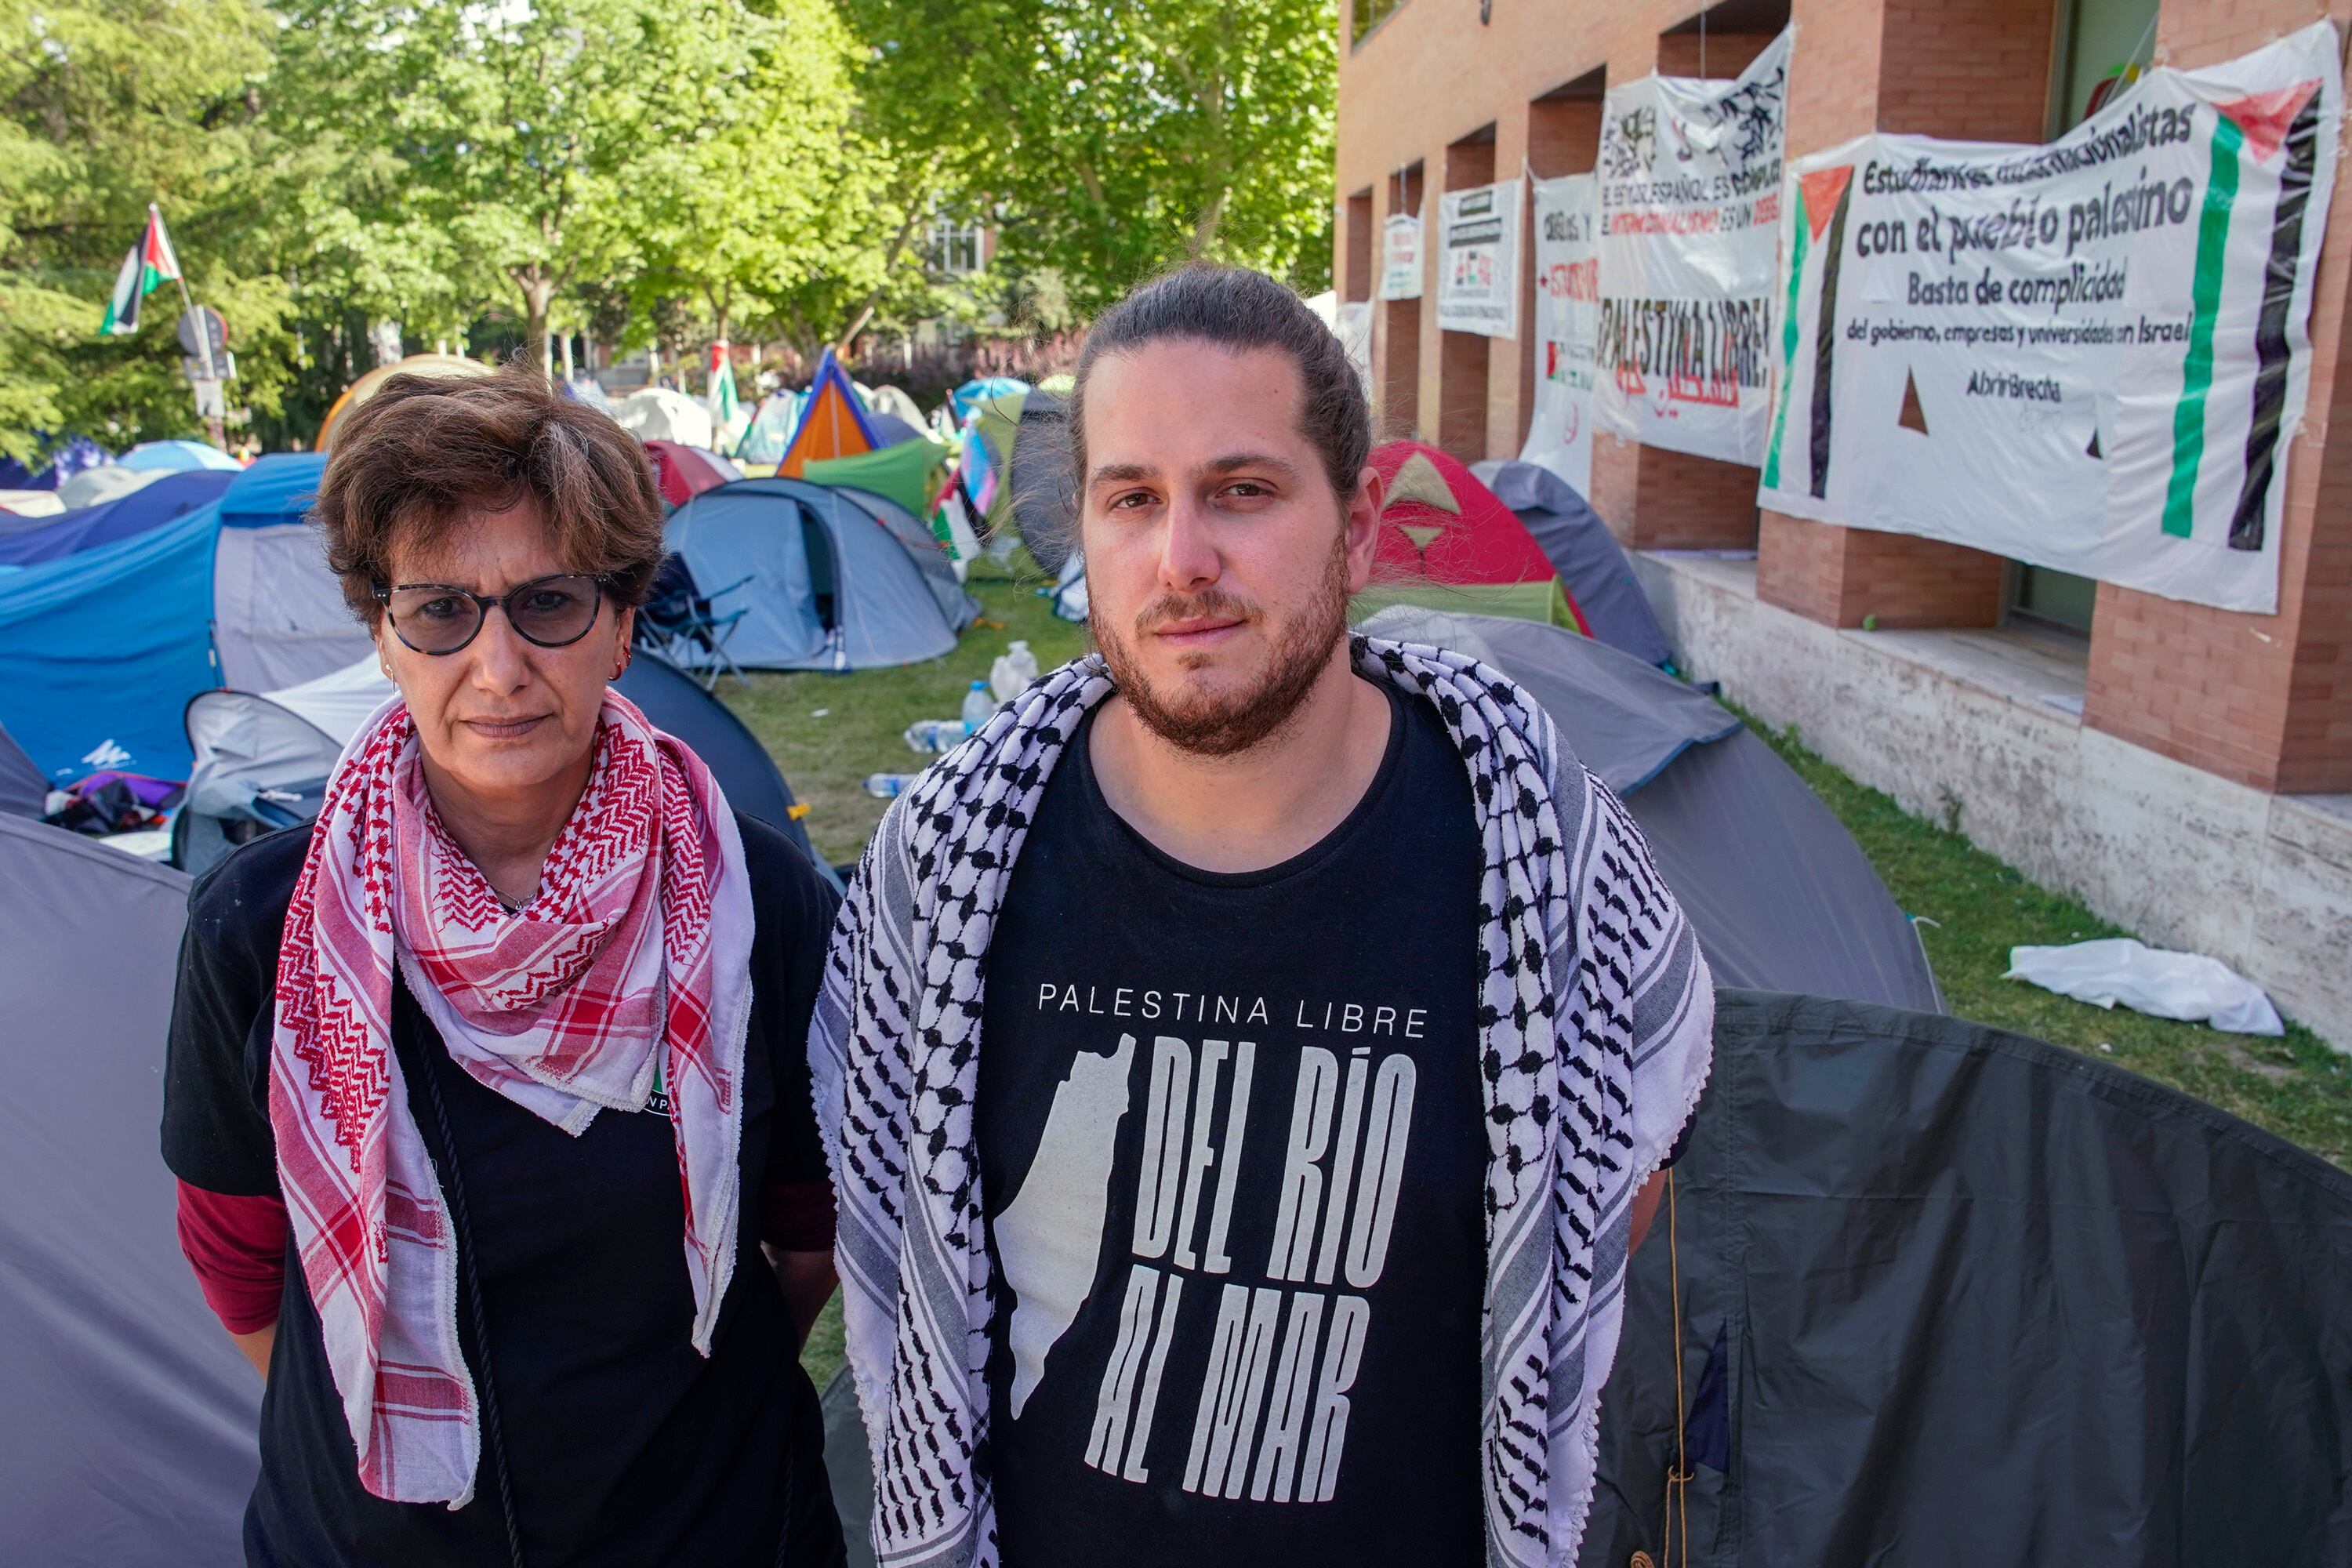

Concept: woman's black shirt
[[162, 813, 843, 1567]]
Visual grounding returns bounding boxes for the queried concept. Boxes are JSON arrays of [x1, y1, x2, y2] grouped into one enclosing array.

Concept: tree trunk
[[519, 270, 557, 376]]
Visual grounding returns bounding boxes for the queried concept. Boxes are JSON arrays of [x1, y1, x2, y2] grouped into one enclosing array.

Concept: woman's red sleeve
[[759, 1179, 837, 1253], [175, 1180, 289, 1335]]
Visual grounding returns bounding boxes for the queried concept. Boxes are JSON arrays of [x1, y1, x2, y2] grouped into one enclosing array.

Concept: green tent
[[803, 436, 949, 518]]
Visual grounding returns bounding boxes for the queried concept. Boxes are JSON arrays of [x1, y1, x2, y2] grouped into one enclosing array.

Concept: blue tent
[[0, 471, 237, 568], [0, 454, 366, 784], [663, 477, 976, 671], [948, 376, 1027, 425], [120, 439, 243, 474]]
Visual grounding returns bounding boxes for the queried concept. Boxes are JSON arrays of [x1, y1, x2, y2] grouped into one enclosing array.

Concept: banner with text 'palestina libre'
[[1436, 179, 1522, 339], [1519, 175, 1600, 492], [1761, 23, 2340, 615], [1594, 28, 1791, 466]]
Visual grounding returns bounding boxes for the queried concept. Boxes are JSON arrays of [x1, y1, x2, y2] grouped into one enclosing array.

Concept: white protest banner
[[1595, 28, 1791, 464], [1761, 22, 2339, 615], [1380, 213, 1424, 300], [1520, 175, 1600, 492], [1436, 179, 1522, 338]]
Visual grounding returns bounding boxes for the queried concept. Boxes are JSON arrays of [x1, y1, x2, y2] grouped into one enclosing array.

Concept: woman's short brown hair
[[315, 361, 667, 626]]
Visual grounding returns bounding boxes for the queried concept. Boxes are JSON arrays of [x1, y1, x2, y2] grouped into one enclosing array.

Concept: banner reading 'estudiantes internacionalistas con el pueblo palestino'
[[1762, 23, 2342, 615]]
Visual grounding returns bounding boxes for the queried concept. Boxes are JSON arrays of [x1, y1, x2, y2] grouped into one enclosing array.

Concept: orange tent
[[776, 348, 882, 478]]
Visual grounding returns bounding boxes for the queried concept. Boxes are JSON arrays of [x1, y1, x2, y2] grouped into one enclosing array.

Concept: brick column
[[1755, 0, 2047, 626]]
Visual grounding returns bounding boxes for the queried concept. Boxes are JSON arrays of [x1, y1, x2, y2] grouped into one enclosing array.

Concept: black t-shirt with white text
[[978, 684, 1486, 1566]]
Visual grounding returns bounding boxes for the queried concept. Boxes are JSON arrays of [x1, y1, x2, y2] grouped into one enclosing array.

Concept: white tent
[[610, 386, 715, 449], [55, 466, 162, 510]]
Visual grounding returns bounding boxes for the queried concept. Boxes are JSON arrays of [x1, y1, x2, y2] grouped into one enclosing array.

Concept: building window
[[1352, 0, 1405, 45], [2013, 564, 2096, 636], [930, 221, 983, 277]]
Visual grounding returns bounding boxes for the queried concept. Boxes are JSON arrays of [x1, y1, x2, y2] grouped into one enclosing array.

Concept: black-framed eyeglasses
[[373, 572, 610, 656]]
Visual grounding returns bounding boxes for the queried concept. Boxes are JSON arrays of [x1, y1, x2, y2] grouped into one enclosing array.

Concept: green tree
[[844, 0, 1338, 313], [0, 0, 296, 459]]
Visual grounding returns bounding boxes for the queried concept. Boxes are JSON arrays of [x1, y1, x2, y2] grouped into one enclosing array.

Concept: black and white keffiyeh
[[810, 636, 1714, 1567]]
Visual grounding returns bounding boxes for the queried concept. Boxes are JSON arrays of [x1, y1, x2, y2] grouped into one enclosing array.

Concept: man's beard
[[1091, 531, 1352, 759]]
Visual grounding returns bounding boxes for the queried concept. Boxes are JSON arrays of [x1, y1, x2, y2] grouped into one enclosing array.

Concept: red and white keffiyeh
[[268, 689, 753, 1505]]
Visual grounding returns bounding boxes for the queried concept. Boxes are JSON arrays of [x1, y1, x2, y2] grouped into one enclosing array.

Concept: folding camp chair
[[633, 561, 751, 691]]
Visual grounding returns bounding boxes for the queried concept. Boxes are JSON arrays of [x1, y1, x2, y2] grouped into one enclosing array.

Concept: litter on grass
[[2006, 938, 2284, 1036]]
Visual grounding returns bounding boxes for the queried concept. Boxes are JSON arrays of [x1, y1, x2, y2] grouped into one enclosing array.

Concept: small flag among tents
[[706, 340, 739, 430], [99, 205, 183, 337]]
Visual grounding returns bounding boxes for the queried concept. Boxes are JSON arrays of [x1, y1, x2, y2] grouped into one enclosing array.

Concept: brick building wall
[[1338, 0, 2352, 795]]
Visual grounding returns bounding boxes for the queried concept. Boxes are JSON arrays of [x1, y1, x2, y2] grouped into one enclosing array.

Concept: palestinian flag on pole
[[706, 340, 740, 431], [99, 205, 182, 337]]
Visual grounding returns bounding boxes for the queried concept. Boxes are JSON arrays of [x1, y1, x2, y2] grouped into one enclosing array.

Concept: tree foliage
[[845, 0, 1338, 312], [0, 0, 1342, 460]]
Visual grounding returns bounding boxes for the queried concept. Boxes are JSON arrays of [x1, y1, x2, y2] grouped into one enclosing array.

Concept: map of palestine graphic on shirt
[[977, 690, 1489, 1566]]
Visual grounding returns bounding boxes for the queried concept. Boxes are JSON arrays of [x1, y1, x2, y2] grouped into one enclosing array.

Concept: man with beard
[[811, 265, 1713, 1568]]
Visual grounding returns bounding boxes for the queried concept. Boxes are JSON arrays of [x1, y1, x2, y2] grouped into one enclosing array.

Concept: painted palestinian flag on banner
[[99, 205, 182, 337], [706, 340, 739, 430], [1759, 22, 2340, 615]]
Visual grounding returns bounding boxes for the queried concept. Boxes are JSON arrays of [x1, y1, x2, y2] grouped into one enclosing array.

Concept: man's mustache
[[1133, 588, 1262, 636]]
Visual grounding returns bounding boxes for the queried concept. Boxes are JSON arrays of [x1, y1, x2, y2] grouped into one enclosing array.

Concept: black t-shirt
[[977, 685, 1487, 1566], [161, 813, 844, 1568]]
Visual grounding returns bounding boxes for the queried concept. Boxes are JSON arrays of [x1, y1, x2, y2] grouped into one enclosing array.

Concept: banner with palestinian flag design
[[1760, 22, 2340, 614], [99, 205, 183, 337]]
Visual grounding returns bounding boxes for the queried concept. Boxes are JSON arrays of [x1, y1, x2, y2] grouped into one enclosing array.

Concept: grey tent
[[0, 720, 42, 817], [663, 478, 978, 670], [0, 815, 259, 1566], [1582, 991, 2352, 1566], [1360, 606, 1939, 1009], [1007, 390, 1076, 575], [176, 652, 827, 879], [1472, 459, 1672, 666]]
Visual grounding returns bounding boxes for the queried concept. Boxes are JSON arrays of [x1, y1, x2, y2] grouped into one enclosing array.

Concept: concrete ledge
[[1634, 550, 2352, 1051]]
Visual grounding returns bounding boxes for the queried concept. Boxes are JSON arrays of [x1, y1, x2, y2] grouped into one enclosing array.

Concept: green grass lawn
[[731, 583, 2352, 1388], [1742, 708, 2352, 1167]]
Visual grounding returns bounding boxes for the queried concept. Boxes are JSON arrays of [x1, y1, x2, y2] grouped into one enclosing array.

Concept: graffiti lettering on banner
[[1595, 27, 1791, 464], [1762, 21, 2341, 614]]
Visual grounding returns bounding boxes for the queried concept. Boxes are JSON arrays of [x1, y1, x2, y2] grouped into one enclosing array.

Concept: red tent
[[1367, 441, 1588, 630], [644, 440, 738, 508]]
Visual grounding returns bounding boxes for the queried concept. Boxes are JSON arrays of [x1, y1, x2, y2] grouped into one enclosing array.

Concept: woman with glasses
[[162, 365, 845, 1566]]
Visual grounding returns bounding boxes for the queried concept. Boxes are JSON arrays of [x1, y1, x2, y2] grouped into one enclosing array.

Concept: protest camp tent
[[54, 463, 158, 510], [176, 651, 825, 877], [0, 721, 42, 815], [1359, 605, 1939, 1008], [0, 490, 64, 517], [949, 375, 1027, 424], [1583, 989, 2352, 1567], [0, 470, 234, 568], [1473, 458, 1673, 665], [0, 815, 259, 1567], [804, 434, 950, 517], [119, 438, 242, 474], [316, 354, 495, 450], [1362, 441, 1584, 627], [661, 477, 976, 671], [0, 453, 366, 785], [611, 386, 717, 450], [778, 350, 882, 479], [644, 438, 739, 507], [860, 383, 926, 428], [737, 390, 804, 463], [968, 390, 1027, 536]]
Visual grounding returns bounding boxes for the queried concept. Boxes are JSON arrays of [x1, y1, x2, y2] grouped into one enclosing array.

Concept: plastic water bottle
[[960, 680, 997, 735], [862, 773, 918, 799], [902, 718, 967, 753]]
